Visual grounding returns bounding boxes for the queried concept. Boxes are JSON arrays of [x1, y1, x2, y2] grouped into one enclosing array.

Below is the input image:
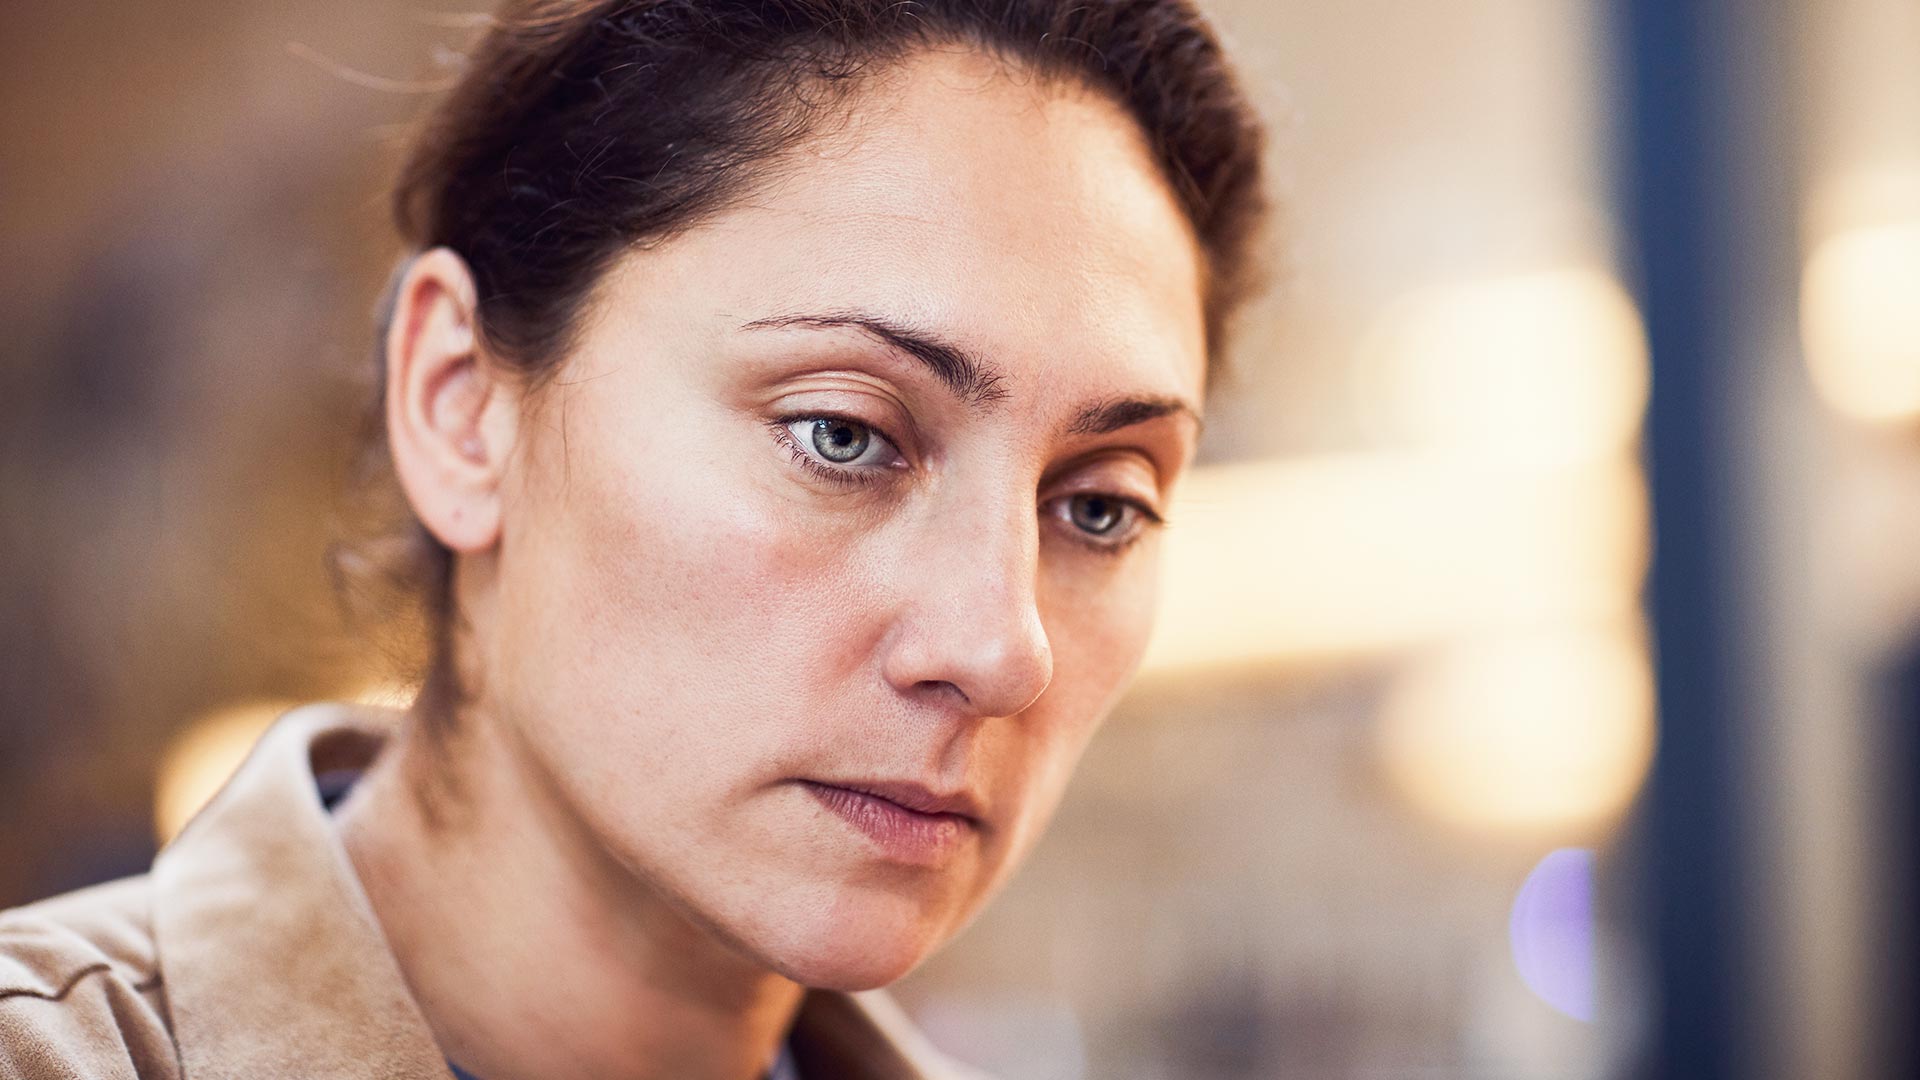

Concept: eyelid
[[1045, 454, 1167, 516], [1052, 418, 1193, 487], [766, 376, 923, 455]]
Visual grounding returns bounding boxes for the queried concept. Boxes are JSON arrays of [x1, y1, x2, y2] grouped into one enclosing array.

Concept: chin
[[746, 883, 967, 991]]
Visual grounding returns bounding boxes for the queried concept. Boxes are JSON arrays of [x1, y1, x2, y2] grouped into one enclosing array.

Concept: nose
[[880, 497, 1055, 719]]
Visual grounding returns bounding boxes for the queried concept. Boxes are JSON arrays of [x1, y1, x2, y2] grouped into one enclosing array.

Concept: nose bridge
[[888, 478, 1054, 718]]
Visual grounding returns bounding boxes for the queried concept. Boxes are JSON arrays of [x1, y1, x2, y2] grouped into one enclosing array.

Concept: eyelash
[[768, 413, 899, 488], [767, 413, 1167, 555]]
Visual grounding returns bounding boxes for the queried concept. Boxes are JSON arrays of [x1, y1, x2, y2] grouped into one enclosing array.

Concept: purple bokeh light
[[1509, 846, 1595, 1022]]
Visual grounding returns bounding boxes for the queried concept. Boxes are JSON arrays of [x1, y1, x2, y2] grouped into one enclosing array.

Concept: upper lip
[[808, 778, 985, 822]]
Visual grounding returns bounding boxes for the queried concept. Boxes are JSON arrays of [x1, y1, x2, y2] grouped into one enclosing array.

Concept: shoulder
[[0, 875, 180, 1080]]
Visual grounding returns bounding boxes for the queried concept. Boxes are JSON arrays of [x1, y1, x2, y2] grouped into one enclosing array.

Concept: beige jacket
[[0, 704, 977, 1079]]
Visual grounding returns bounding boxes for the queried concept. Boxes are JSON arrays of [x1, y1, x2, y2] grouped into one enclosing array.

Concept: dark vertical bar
[[1611, 2, 1743, 1077], [1874, 641, 1918, 1078]]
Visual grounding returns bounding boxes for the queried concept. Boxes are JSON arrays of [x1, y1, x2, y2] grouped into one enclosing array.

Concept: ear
[[384, 248, 519, 555]]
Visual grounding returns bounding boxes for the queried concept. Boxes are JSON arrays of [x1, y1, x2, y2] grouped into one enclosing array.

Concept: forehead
[[623, 46, 1209, 409]]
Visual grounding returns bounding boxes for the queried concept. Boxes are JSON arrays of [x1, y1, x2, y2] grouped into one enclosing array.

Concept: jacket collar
[[151, 702, 945, 1080]]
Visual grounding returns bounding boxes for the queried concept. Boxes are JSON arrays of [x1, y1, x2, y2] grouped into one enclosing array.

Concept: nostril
[[913, 679, 971, 708]]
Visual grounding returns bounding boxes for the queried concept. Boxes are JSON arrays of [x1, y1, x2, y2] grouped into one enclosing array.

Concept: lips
[[799, 779, 982, 866]]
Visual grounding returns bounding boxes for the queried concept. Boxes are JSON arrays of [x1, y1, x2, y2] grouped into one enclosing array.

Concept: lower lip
[[800, 781, 975, 866]]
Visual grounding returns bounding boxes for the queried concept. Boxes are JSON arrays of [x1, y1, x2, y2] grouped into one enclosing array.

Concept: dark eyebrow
[[1064, 394, 1203, 438], [738, 310, 1010, 408]]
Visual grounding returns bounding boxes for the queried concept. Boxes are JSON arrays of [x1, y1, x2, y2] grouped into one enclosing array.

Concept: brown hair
[[336, 0, 1270, 722]]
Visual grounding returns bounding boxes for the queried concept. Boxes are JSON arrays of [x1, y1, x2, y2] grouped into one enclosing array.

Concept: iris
[[811, 418, 871, 463], [1069, 493, 1122, 535]]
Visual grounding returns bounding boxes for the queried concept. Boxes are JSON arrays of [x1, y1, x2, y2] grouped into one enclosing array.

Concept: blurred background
[[1, 1, 1914, 1077]]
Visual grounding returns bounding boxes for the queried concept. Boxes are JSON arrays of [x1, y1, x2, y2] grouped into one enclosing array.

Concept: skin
[[335, 45, 1207, 1080]]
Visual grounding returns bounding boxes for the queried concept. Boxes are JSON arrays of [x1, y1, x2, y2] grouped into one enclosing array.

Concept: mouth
[[798, 779, 982, 867]]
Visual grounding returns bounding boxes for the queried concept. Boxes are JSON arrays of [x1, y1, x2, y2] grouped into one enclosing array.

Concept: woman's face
[[479, 48, 1207, 989]]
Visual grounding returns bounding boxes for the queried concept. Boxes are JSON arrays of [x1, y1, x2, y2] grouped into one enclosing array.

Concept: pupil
[[812, 419, 868, 463], [1073, 495, 1121, 534]]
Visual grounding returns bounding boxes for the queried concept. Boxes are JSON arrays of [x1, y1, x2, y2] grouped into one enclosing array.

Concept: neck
[[335, 704, 806, 1080]]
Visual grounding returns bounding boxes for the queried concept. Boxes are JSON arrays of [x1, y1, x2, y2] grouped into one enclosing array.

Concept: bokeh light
[[1141, 457, 1647, 672], [1802, 220, 1920, 423], [1509, 847, 1596, 1022], [1354, 267, 1649, 466], [1375, 627, 1656, 831]]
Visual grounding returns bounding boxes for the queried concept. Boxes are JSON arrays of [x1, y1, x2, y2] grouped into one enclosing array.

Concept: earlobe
[[384, 247, 517, 556]]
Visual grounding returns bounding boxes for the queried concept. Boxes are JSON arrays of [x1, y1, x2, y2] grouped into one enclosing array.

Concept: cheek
[[1042, 541, 1164, 715], [988, 545, 1163, 841], [495, 399, 886, 796]]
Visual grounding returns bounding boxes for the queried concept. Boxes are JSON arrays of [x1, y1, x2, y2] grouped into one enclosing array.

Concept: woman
[[0, 1, 1266, 1077]]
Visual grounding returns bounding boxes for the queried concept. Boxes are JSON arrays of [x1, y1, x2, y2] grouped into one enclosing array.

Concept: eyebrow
[[738, 309, 1010, 408], [1063, 394, 1203, 438]]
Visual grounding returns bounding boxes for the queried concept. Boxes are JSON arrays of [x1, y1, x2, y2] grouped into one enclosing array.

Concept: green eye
[[810, 418, 871, 463], [1068, 493, 1126, 535]]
